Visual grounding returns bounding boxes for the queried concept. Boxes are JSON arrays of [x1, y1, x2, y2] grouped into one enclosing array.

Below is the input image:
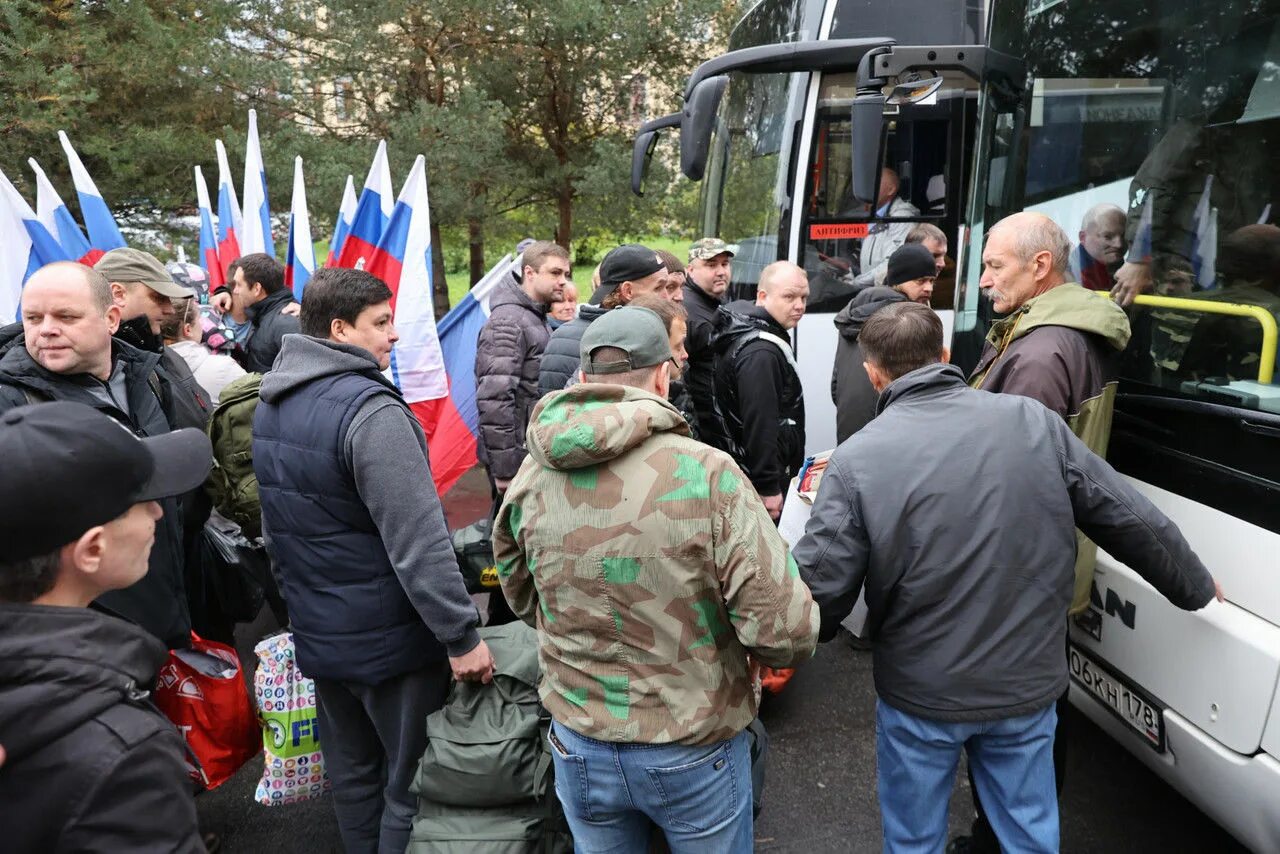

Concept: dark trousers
[[967, 689, 1070, 851], [313, 663, 451, 854], [485, 468, 518, 627]]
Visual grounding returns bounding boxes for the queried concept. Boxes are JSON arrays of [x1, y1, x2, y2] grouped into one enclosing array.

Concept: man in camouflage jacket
[[494, 306, 818, 852]]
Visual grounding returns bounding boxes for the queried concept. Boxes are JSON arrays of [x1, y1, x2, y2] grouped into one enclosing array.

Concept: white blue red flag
[[240, 109, 274, 257], [57, 131, 126, 260], [285, 156, 316, 301], [326, 175, 357, 266], [1126, 191, 1153, 265], [335, 140, 394, 269], [362, 154, 469, 494], [215, 140, 244, 280], [28, 158, 93, 264], [433, 253, 514, 494], [1189, 175, 1217, 290], [194, 165, 222, 288], [0, 167, 71, 321]]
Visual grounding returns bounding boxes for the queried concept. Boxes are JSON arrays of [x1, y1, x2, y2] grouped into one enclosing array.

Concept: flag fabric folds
[[57, 131, 126, 257], [215, 140, 244, 284], [0, 168, 71, 321], [1189, 175, 1217, 290], [361, 154, 468, 494], [194, 165, 223, 288], [326, 175, 358, 267], [432, 254, 513, 494], [335, 141, 394, 270], [285, 157, 315, 301], [240, 109, 274, 257], [29, 158, 93, 264]]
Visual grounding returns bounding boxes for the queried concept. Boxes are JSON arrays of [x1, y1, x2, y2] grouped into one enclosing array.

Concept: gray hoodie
[[260, 335, 480, 658]]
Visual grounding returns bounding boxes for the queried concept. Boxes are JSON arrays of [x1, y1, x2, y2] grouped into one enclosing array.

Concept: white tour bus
[[642, 0, 1280, 849]]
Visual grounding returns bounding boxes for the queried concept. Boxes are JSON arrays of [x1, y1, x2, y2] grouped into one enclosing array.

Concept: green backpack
[[408, 621, 572, 854], [206, 372, 264, 539]]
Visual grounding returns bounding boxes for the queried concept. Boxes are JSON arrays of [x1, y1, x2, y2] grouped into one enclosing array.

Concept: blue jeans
[[548, 721, 753, 854], [876, 699, 1058, 854]]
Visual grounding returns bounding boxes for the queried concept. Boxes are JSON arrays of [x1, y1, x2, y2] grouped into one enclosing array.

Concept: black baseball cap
[[589, 244, 667, 304], [885, 243, 938, 288], [0, 402, 213, 561]]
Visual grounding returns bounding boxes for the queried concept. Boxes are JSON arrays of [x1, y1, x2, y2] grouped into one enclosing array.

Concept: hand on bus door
[[1214, 579, 1225, 603], [1111, 261, 1153, 307]]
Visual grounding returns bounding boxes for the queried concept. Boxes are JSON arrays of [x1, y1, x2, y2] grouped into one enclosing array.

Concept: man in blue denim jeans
[[494, 307, 820, 853], [794, 302, 1220, 852]]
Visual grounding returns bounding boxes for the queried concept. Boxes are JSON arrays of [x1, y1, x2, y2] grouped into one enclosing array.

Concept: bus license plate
[[1068, 645, 1165, 752]]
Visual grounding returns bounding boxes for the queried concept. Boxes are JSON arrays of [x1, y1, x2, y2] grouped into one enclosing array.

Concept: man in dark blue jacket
[[232, 252, 299, 373], [254, 267, 494, 854], [794, 302, 1220, 853]]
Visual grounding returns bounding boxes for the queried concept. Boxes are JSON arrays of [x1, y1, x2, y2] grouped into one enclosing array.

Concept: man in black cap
[[883, 242, 938, 306], [0, 401, 212, 853], [538, 243, 669, 395], [0, 261, 195, 649]]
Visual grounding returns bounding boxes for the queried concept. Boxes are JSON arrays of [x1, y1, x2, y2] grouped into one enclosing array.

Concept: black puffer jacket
[[475, 274, 551, 480], [0, 605, 202, 853], [244, 288, 301, 373], [712, 302, 805, 496], [537, 303, 609, 398], [831, 287, 907, 444], [682, 280, 730, 450], [0, 341, 192, 649]]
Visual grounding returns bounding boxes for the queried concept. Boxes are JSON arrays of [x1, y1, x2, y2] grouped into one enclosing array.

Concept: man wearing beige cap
[[96, 247, 212, 431]]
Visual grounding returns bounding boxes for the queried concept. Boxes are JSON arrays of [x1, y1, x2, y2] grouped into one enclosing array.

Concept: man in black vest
[[253, 266, 493, 854]]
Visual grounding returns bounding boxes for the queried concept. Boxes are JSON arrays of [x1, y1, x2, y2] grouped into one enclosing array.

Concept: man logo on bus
[[1090, 581, 1136, 629]]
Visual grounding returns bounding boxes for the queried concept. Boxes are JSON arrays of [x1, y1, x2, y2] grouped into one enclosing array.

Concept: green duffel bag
[[408, 800, 571, 854]]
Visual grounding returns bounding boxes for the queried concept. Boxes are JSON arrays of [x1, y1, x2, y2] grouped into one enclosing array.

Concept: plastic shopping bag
[[154, 633, 262, 790], [254, 632, 331, 805]]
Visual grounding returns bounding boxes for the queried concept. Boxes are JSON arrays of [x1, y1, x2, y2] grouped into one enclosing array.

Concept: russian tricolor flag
[[335, 140, 393, 270], [240, 109, 274, 257], [194, 165, 223, 288], [28, 158, 93, 264], [0, 167, 71, 321], [57, 131, 126, 259], [215, 140, 244, 280], [362, 154, 470, 494], [433, 254, 514, 494], [326, 175, 357, 267], [285, 156, 315, 301]]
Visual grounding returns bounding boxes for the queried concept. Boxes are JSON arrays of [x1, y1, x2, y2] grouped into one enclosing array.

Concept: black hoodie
[[830, 287, 908, 444], [0, 605, 201, 852], [711, 301, 805, 495]]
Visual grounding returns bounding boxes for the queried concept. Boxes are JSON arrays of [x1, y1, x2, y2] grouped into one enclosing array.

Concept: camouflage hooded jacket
[[494, 384, 818, 746]]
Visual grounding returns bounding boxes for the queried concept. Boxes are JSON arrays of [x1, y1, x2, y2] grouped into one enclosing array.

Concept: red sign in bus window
[[809, 222, 870, 240]]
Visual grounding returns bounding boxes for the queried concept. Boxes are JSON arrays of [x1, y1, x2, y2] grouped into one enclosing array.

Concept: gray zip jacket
[[794, 363, 1215, 722]]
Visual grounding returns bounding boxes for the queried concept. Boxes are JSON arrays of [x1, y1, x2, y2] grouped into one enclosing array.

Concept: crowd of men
[[0, 204, 1225, 854]]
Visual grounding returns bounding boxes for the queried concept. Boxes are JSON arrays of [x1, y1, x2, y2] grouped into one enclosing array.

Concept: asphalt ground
[[196, 467, 1248, 853]]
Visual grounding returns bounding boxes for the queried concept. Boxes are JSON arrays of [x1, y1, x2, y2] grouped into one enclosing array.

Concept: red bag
[[760, 666, 797, 695], [154, 632, 262, 790]]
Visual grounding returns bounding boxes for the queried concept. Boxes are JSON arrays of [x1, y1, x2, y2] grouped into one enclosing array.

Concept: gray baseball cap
[[580, 306, 672, 374], [95, 248, 195, 298]]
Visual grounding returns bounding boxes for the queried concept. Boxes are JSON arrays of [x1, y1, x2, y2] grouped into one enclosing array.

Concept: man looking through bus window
[[854, 222, 948, 291], [683, 238, 735, 451], [795, 302, 1220, 854], [957, 211, 1132, 854], [1070, 203, 1128, 290], [712, 261, 809, 521], [859, 167, 921, 275]]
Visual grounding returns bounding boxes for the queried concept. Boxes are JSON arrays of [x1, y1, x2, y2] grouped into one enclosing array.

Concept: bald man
[[859, 167, 922, 275], [957, 212, 1132, 853], [711, 261, 810, 520], [0, 262, 194, 649], [1070, 203, 1128, 290]]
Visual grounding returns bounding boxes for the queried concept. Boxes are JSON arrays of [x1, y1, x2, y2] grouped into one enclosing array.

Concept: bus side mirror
[[850, 91, 886, 206], [681, 75, 729, 182], [631, 130, 660, 197]]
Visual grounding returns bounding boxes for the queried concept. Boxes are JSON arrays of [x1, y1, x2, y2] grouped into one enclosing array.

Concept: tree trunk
[[430, 217, 450, 320], [555, 185, 573, 254], [468, 215, 485, 286]]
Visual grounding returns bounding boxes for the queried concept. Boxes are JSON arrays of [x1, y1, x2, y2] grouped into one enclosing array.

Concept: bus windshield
[[966, 0, 1280, 415]]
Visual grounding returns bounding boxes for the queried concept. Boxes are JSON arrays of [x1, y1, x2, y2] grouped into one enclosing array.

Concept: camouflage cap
[[580, 306, 672, 374], [688, 237, 739, 262]]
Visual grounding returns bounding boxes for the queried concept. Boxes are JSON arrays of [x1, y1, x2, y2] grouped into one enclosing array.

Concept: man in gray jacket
[[254, 267, 494, 853], [794, 302, 1220, 854]]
